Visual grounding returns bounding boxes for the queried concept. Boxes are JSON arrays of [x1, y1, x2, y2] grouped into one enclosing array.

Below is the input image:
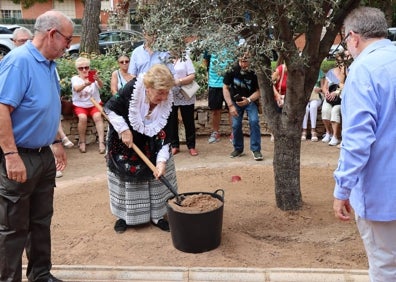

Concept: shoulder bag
[[180, 80, 200, 99]]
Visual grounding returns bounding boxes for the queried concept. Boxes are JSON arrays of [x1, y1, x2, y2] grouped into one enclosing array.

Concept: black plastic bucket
[[166, 189, 224, 253]]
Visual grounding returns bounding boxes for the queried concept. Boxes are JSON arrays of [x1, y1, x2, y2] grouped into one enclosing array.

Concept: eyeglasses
[[13, 38, 29, 44], [118, 60, 130, 64], [55, 29, 73, 44], [77, 66, 90, 71], [341, 31, 353, 48]]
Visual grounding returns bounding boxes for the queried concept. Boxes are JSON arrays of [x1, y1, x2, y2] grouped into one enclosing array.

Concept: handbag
[[180, 80, 200, 99], [326, 84, 342, 106]]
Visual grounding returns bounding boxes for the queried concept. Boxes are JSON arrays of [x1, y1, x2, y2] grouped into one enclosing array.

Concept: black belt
[[17, 146, 50, 153]]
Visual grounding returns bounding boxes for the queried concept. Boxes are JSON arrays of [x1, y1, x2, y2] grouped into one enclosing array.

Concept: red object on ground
[[231, 175, 241, 182]]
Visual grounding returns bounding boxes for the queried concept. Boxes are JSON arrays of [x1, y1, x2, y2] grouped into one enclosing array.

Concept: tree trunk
[[80, 0, 101, 54], [273, 132, 303, 210], [259, 62, 313, 211]]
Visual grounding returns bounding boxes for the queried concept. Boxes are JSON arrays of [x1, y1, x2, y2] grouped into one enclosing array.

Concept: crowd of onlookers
[[3, 9, 395, 282], [7, 25, 350, 166]]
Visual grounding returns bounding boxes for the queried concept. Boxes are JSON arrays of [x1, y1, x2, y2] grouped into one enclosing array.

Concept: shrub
[[57, 52, 209, 103], [193, 60, 208, 99]]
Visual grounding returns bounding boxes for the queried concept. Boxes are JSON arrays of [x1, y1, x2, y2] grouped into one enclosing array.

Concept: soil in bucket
[[166, 190, 224, 253]]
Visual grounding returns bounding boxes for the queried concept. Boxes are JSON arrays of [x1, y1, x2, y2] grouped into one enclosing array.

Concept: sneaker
[[62, 137, 74, 148], [301, 134, 306, 141], [252, 151, 263, 161], [114, 219, 127, 233], [322, 133, 332, 143], [56, 170, 63, 178], [208, 131, 220, 143], [230, 150, 243, 158], [329, 136, 340, 146]]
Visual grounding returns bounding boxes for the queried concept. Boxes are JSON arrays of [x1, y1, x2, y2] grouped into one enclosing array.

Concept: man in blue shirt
[[0, 11, 74, 282], [333, 7, 396, 281], [128, 30, 173, 77]]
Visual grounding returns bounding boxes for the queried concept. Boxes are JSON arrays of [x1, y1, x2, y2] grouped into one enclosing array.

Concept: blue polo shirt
[[0, 41, 61, 148]]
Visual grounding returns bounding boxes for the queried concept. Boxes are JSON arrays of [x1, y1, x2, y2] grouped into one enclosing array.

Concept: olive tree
[[135, 0, 363, 210]]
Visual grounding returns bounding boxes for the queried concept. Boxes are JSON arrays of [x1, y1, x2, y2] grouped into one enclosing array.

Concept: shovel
[[90, 98, 184, 205]]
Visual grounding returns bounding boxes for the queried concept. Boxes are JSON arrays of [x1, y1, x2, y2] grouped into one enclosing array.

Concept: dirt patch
[[168, 193, 223, 213], [31, 136, 367, 270]]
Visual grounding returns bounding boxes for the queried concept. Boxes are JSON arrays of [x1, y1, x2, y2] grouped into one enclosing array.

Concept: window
[[1, 10, 22, 19]]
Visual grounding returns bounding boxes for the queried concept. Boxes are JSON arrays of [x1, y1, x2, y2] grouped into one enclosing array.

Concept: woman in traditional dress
[[104, 64, 177, 233]]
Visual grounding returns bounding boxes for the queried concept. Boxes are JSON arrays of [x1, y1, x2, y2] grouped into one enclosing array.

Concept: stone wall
[[61, 102, 325, 144]]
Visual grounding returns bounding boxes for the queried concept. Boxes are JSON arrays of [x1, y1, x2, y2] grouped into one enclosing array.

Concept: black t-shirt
[[223, 65, 259, 101]]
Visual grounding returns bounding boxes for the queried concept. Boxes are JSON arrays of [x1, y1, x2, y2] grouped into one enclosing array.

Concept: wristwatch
[[247, 97, 252, 104]]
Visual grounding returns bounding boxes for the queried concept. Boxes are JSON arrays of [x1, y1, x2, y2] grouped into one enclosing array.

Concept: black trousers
[[0, 147, 56, 282], [168, 104, 196, 149]]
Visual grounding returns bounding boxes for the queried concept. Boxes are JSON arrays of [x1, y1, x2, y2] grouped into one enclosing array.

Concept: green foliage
[[56, 53, 119, 104], [11, 0, 48, 9], [57, 52, 208, 102], [320, 60, 336, 73], [193, 61, 208, 98]]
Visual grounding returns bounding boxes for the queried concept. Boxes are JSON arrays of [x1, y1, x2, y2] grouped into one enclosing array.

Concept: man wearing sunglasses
[[0, 10, 74, 282]]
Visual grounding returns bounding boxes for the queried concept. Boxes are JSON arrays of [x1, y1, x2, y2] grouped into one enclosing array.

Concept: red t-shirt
[[274, 64, 287, 95]]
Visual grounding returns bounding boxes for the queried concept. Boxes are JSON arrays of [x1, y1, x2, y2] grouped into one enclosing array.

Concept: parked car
[[66, 30, 143, 57], [327, 44, 344, 59], [387, 27, 396, 45], [0, 24, 21, 58]]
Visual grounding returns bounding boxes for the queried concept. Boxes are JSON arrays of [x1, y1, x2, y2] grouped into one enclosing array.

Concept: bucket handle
[[214, 189, 225, 200]]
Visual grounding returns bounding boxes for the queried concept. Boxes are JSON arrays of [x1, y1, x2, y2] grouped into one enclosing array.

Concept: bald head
[[32, 10, 75, 60], [34, 10, 74, 36]]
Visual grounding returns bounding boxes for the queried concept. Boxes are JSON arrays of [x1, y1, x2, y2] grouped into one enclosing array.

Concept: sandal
[[311, 132, 318, 142], [99, 142, 105, 154], [79, 142, 86, 153]]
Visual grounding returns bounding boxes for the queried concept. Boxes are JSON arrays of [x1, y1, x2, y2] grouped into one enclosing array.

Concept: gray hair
[[34, 10, 74, 34], [12, 26, 33, 40], [344, 7, 388, 40]]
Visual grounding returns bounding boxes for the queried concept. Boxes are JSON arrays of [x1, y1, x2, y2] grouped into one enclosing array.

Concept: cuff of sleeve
[[333, 185, 351, 200]]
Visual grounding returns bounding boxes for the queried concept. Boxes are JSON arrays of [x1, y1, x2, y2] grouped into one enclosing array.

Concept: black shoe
[[152, 218, 170, 232], [29, 273, 63, 282], [48, 274, 63, 282], [114, 219, 127, 233]]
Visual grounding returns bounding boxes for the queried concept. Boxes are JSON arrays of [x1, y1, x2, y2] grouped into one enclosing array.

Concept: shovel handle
[[91, 98, 180, 200], [90, 98, 109, 121]]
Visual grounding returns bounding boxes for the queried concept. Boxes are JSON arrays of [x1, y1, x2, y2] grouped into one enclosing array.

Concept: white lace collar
[[128, 74, 173, 137]]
